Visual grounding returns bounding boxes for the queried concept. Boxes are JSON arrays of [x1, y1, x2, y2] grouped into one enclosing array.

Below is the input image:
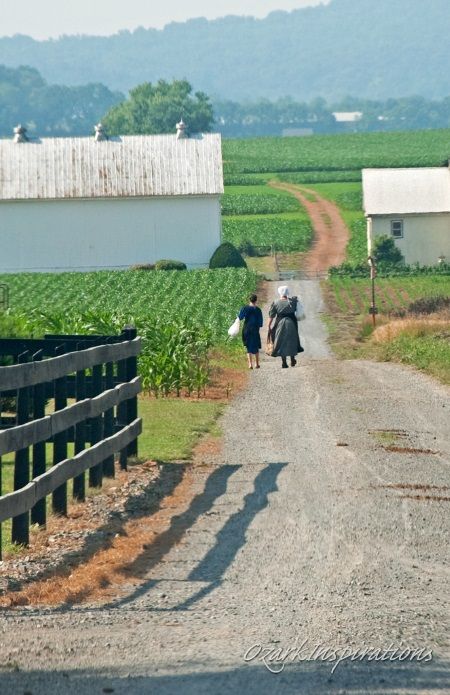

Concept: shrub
[[373, 235, 404, 264], [154, 259, 187, 271], [209, 242, 247, 269]]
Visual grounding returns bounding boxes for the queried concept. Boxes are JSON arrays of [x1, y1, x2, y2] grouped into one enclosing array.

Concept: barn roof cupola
[[176, 118, 188, 140], [13, 124, 29, 143], [94, 123, 108, 142]]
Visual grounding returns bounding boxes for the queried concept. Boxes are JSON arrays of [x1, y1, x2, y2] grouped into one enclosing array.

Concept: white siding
[[370, 213, 450, 266], [0, 196, 221, 271]]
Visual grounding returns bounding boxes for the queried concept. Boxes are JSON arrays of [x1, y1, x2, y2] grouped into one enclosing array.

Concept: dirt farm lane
[[0, 280, 449, 694]]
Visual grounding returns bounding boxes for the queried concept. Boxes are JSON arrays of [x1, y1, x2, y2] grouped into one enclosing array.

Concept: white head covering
[[278, 285, 290, 298]]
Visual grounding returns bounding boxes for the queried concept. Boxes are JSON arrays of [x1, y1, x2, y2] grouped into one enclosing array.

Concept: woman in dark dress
[[268, 285, 303, 368], [239, 294, 264, 369]]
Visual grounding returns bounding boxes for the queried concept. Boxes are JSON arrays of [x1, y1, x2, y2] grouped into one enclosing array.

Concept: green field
[[0, 268, 257, 397], [329, 276, 450, 314], [222, 129, 450, 174], [223, 214, 312, 254]]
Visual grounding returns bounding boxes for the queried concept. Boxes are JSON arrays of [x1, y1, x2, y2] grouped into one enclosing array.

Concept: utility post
[[368, 255, 378, 328]]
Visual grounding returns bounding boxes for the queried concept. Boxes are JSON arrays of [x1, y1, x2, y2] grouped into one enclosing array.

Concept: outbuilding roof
[[363, 167, 450, 216], [0, 133, 224, 201]]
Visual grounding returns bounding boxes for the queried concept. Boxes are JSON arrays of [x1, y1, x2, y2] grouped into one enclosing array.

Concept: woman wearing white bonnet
[[268, 285, 304, 368]]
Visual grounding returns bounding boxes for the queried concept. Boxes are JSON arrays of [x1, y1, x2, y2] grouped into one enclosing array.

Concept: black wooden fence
[[0, 326, 142, 553]]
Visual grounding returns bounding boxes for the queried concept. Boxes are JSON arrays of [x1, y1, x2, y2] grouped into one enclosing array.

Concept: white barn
[[0, 125, 224, 272], [363, 167, 450, 266]]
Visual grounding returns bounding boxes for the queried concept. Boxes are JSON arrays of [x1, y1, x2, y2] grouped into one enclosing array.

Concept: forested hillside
[[0, 0, 449, 101]]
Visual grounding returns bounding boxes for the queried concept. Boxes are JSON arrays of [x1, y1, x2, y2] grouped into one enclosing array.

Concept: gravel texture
[[0, 280, 449, 695]]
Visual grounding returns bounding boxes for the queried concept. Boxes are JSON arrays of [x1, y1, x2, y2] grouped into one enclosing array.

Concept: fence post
[[103, 360, 115, 477], [12, 350, 30, 546], [73, 342, 87, 502], [31, 350, 46, 527], [89, 363, 104, 488], [123, 326, 138, 458], [52, 345, 68, 516]]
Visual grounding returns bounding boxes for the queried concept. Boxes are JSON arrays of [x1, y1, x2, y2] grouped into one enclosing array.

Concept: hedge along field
[[222, 129, 450, 174], [0, 269, 257, 397]]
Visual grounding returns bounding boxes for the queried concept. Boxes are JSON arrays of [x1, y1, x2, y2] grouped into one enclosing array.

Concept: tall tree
[[103, 79, 214, 135]]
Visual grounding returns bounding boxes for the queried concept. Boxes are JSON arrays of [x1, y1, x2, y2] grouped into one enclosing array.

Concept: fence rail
[[0, 326, 142, 552]]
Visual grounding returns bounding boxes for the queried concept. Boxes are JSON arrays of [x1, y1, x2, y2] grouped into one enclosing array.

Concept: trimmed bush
[[154, 259, 187, 271], [373, 235, 404, 264], [209, 242, 247, 269]]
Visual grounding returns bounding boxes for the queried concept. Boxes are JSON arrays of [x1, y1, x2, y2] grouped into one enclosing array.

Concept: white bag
[[295, 300, 306, 320], [227, 317, 240, 337]]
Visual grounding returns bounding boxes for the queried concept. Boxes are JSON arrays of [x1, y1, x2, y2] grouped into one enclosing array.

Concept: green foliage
[[209, 242, 247, 269], [0, 269, 257, 397], [373, 235, 405, 264], [221, 192, 300, 216], [103, 79, 213, 135], [154, 259, 187, 271], [222, 216, 312, 253], [0, 65, 123, 138]]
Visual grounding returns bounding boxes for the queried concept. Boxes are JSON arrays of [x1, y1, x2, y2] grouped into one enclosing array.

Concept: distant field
[[222, 129, 450, 174]]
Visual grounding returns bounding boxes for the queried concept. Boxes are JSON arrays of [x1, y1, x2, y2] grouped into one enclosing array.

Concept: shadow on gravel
[[107, 463, 242, 608], [178, 461, 288, 609], [1, 659, 449, 694], [107, 461, 287, 610]]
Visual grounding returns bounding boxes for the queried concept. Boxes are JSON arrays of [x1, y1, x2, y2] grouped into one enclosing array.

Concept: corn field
[[0, 268, 258, 397]]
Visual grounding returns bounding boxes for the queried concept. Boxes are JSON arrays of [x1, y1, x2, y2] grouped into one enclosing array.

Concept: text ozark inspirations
[[244, 641, 433, 674]]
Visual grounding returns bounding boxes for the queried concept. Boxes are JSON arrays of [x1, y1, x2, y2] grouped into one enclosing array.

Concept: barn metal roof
[[363, 167, 450, 216], [0, 133, 224, 201]]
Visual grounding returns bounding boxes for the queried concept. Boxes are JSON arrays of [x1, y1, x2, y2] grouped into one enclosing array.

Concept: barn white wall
[[0, 196, 222, 271], [370, 213, 450, 266]]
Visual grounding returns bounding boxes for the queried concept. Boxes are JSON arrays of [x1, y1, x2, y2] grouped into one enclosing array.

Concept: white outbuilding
[[363, 167, 450, 266], [0, 123, 224, 271]]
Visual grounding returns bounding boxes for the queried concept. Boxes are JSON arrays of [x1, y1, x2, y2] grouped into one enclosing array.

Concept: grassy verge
[[139, 397, 224, 461], [323, 277, 450, 384]]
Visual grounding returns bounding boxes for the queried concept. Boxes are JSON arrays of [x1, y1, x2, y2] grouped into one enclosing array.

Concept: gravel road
[[0, 281, 449, 695]]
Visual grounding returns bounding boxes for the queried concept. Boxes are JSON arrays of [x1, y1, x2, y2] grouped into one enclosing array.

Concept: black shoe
[[281, 359, 288, 368], [290, 358, 297, 367]]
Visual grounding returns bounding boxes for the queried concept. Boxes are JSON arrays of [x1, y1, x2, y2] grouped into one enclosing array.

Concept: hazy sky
[[0, 0, 329, 40]]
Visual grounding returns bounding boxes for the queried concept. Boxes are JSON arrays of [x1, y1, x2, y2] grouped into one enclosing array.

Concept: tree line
[[3, 67, 450, 140]]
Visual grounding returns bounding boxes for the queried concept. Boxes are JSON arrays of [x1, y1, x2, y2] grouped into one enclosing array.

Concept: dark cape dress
[[268, 298, 304, 358], [239, 305, 263, 354]]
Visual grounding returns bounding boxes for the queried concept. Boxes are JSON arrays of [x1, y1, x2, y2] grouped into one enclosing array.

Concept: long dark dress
[[239, 305, 263, 354], [268, 298, 303, 358]]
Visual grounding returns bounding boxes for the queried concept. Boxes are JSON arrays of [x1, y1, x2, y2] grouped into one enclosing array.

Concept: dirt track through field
[[270, 182, 350, 270]]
